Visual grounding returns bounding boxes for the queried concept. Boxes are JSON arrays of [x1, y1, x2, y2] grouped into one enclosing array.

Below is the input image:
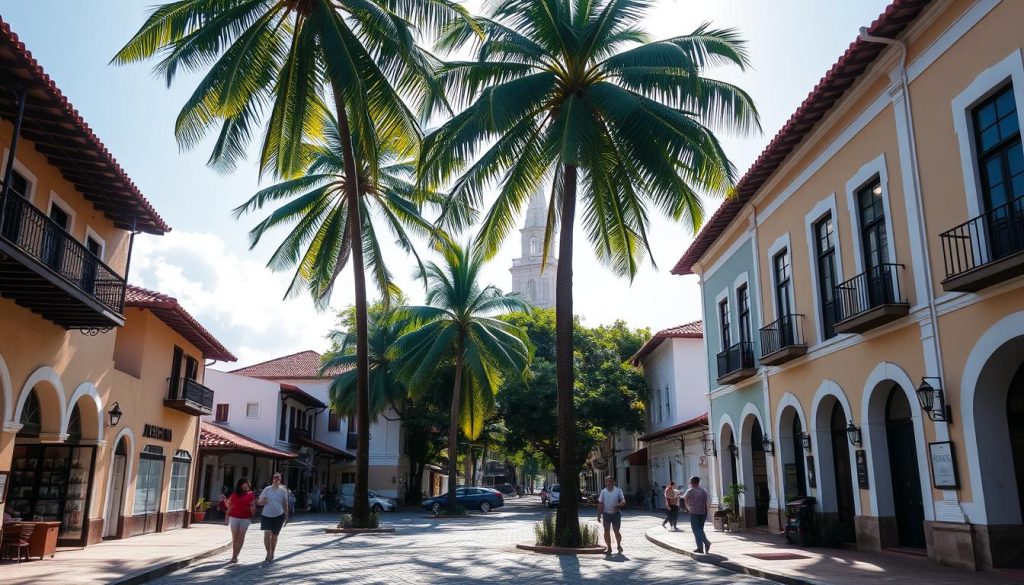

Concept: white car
[[340, 484, 398, 512], [547, 484, 561, 508]]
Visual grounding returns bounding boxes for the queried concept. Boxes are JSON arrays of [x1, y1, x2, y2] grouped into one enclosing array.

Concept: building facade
[[0, 18, 235, 547], [510, 189, 558, 309], [674, 0, 1024, 569]]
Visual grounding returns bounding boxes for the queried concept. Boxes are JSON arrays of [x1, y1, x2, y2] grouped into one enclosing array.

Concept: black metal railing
[[346, 433, 357, 450], [166, 378, 214, 411], [834, 263, 905, 322], [717, 341, 755, 379], [760, 314, 806, 357], [0, 193, 125, 313], [940, 194, 1024, 279]]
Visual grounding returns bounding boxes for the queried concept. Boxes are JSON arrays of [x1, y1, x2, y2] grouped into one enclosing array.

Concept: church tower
[[510, 188, 558, 309]]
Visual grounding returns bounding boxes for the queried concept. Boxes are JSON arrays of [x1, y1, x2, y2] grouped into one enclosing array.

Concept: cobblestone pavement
[[149, 498, 767, 584]]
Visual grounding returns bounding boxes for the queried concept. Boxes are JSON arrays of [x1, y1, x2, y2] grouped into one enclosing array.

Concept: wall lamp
[[701, 433, 717, 457], [761, 435, 775, 456], [916, 377, 952, 423], [728, 443, 738, 456], [845, 421, 862, 447], [108, 402, 123, 427]]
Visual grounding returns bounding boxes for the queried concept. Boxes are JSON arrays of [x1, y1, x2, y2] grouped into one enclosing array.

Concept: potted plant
[[193, 497, 211, 522], [723, 483, 745, 531]]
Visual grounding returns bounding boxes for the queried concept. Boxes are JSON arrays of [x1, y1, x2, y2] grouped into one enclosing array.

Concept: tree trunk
[[555, 164, 581, 547], [332, 84, 371, 528], [481, 442, 490, 486], [447, 339, 465, 512]]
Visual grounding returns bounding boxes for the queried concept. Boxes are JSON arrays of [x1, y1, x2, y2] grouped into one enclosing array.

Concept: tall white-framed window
[[765, 233, 794, 322], [0, 152, 37, 204], [715, 290, 731, 351], [84, 226, 106, 261], [167, 450, 191, 511], [805, 195, 844, 344], [47, 190, 76, 235], [844, 154, 897, 275]]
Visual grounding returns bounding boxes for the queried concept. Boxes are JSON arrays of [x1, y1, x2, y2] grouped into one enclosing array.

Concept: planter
[[516, 543, 607, 555], [323, 527, 395, 534], [193, 511, 207, 522]]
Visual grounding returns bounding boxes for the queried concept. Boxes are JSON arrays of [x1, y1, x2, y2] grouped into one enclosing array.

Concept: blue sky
[[0, 1, 892, 366]]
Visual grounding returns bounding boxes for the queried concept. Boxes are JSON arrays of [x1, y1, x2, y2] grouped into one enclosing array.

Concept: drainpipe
[[859, 29, 961, 519]]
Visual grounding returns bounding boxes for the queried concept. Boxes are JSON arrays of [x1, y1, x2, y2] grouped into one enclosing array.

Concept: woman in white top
[[257, 473, 289, 562]]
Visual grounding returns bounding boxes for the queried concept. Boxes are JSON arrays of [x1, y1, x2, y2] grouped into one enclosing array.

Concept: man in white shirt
[[596, 476, 625, 554]]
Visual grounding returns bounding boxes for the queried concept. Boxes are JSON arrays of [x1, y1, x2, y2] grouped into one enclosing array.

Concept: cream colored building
[[0, 19, 234, 546], [676, 0, 1024, 570]]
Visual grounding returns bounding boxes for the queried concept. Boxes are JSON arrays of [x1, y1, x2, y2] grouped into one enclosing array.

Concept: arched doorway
[[830, 402, 856, 542], [885, 386, 926, 548], [778, 405, 808, 501], [1009, 363, 1024, 523], [104, 437, 130, 538], [749, 419, 769, 526]]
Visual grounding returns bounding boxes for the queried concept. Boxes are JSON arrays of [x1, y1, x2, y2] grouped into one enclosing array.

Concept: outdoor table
[[12, 521, 60, 560]]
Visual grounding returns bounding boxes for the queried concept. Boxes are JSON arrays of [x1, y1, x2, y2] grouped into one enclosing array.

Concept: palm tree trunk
[[447, 340, 464, 512], [332, 84, 371, 527], [555, 164, 581, 547]]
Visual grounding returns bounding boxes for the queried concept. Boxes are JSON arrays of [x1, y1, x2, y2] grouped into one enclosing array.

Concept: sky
[[0, 0, 892, 367]]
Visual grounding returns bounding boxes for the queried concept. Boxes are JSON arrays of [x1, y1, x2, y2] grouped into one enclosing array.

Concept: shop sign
[[928, 441, 959, 489], [855, 449, 869, 489], [143, 424, 172, 442]]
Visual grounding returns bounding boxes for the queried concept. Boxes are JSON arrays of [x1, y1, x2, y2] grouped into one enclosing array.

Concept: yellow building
[[0, 19, 235, 546], [675, 0, 1024, 570]]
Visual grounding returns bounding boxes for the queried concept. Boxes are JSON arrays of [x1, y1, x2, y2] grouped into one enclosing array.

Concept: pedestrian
[[224, 477, 256, 563], [287, 485, 296, 516], [649, 482, 658, 510], [682, 476, 712, 554], [257, 472, 289, 562], [596, 475, 625, 555], [663, 481, 680, 530], [310, 484, 321, 514]]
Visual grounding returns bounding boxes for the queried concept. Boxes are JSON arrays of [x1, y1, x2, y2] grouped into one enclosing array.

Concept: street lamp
[[916, 377, 952, 423], [728, 443, 738, 456], [761, 435, 775, 456], [845, 420, 862, 447], [108, 402, 123, 427]]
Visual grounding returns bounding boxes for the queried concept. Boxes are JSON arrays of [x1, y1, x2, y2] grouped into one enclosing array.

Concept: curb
[[515, 543, 608, 555], [644, 530, 813, 585], [324, 527, 396, 534], [109, 541, 233, 585]]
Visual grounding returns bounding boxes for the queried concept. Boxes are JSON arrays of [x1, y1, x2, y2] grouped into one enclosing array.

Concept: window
[[6, 169, 29, 199], [737, 285, 751, 345], [133, 453, 165, 516], [972, 85, 1024, 259], [654, 388, 662, 422], [773, 251, 792, 319], [858, 178, 892, 305], [167, 451, 191, 511], [245, 402, 260, 418], [279, 405, 288, 441], [328, 409, 341, 432], [814, 214, 838, 339], [215, 403, 229, 422], [663, 385, 671, 418], [718, 299, 731, 350], [530, 237, 539, 255]]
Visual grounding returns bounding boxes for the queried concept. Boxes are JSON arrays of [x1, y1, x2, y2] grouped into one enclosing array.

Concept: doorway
[[830, 402, 856, 542], [885, 386, 926, 548], [1009, 363, 1024, 523], [750, 419, 769, 526], [104, 438, 129, 538]]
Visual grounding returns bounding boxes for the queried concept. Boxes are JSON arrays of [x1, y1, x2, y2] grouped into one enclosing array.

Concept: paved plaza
[[145, 498, 762, 585]]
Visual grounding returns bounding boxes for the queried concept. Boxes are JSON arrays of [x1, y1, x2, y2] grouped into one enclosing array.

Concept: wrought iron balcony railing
[[165, 378, 214, 416], [716, 341, 756, 384], [759, 314, 807, 365], [833, 263, 908, 334], [940, 194, 1024, 292]]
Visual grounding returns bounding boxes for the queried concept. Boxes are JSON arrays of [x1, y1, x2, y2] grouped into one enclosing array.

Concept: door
[[830, 402, 856, 542], [169, 347, 183, 399], [44, 203, 69, 270], [886, 387, 926, 548], [82, 236, 101, 293], [133, 456, 164, 534], [1008, 363, 1024, 523], [750, 420, 769, 526], [104, 442, 127, 538], [972, 85, 1024, 262], [858, 180, 892, 308]]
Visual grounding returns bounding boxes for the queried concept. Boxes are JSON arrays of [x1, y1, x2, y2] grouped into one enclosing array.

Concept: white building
[[510, 189, 557, 309], [630, 321, 712, 509], [198, 350, 415, 507]]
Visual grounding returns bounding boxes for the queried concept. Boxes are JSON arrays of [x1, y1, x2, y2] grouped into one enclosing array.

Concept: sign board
[[855, 449, 869, 489], [143, 424, 172, 442], [806, 456, 816, 488], [928, 441, 959, 489]]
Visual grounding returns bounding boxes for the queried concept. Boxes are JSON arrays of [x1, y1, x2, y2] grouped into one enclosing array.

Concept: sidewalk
[[1, 523, 230, 585], [646, 520, 1024, 585]]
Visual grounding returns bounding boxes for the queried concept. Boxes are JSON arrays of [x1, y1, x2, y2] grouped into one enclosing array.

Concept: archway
[[718, 421, 739, 515], [777, 403, 808, 501], [885, 387, 926, 548], [104, 436, 130, 538], [812, 383, 858, 545], [1010, 363, 1024, 524], [744, 417, 769, 526], [66, 383, 103, 442], [828, 402, 856, 542], [14, 367, 66, 438]]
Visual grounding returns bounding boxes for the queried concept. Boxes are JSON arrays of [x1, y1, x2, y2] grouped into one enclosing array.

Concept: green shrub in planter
[[435, 504, 466, 517], [534, 514, 599, 547], [340, 512, 380, 529]]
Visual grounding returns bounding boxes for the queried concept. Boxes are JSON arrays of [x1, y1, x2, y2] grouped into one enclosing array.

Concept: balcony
[[833, 263, 909, 334], [0, 193, 125, 329], [716, 341, 757, 384], [759, 314, 807, 366], [940, 195, 1024, 292], [290, 427, 311, 442], [165, 378, 214, 416]]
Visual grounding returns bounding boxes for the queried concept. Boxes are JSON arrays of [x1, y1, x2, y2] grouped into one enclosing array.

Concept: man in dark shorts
[[597, 476, 625, 554], [257, 473, 289, 562]]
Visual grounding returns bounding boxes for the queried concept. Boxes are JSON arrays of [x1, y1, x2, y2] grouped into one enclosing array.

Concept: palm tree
[[422, 0, 758, 544], [394, 242, 530, 512], [114, 0, 469, 528]]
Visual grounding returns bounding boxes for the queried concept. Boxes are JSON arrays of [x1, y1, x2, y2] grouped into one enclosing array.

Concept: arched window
[[526, 280, 537, 301], [530, 237, 539, 255], [19, 389, 41, 436]]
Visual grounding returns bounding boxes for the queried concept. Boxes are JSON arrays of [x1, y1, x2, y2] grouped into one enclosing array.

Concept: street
[[149, 497, 766, 584]]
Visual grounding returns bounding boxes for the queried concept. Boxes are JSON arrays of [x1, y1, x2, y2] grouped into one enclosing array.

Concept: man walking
[[682, 476, 712, 554], [597, 476, 625, 555], [662, 481, 680, 530]]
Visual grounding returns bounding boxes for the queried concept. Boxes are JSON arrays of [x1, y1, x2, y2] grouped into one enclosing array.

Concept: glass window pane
[[998, 113, 1019, 141], [976, 102, 997, 130], [996, 89, 1016, 119], [981, 126, 1001, 152]]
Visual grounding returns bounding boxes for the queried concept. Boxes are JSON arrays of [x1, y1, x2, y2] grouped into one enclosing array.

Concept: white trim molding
[[15, 366, 67, 435], [47, 190, 77, 235], [0, 352, 12, 424], [844, 153, 897, 275], [804, 194, 845, 345], [66, 382, 105, 440], [765, 233, 793, 324], [84, 226, 107, 261]]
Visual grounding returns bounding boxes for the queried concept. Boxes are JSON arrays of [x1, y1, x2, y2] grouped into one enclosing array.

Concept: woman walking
[[257, 473, 289, 562], [225, 478, 256, 563]]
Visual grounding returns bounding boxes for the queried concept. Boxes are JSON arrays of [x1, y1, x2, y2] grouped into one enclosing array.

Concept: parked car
[[339, 484, 399, 512], [422, 487, 505, 513], [547, 484, 560, 508]]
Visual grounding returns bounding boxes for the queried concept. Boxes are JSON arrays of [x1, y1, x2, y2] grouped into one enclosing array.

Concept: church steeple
[[510, 186, 558, 309]]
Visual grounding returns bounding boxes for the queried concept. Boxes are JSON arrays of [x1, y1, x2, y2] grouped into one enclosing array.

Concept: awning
[[627, 448, 648, 466], [199, 422, 296, 459], [638, 413, 709, 443], [280, 384, 327, 408], [295, 435, 354, 461]]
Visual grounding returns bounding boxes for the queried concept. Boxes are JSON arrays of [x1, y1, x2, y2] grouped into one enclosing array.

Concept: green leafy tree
[[394, 241, 530, 511], [115, 0, 470, 528], [423, 0, 757, 544]]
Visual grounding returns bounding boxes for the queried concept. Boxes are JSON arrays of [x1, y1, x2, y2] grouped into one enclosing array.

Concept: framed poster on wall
[[928, 441, 959, 489], [0, 470, 8, 504]]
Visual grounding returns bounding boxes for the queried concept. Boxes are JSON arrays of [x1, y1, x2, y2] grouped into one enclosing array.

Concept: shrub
[[435, 504, 467, 516], [534, 513, 599, 547], [340, 512, 380, 529]]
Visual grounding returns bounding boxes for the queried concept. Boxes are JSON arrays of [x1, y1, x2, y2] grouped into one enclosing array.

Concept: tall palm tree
[[422, 0, 759, 544], [394, 242, 530, 512], [114, 0, 469, 527]]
